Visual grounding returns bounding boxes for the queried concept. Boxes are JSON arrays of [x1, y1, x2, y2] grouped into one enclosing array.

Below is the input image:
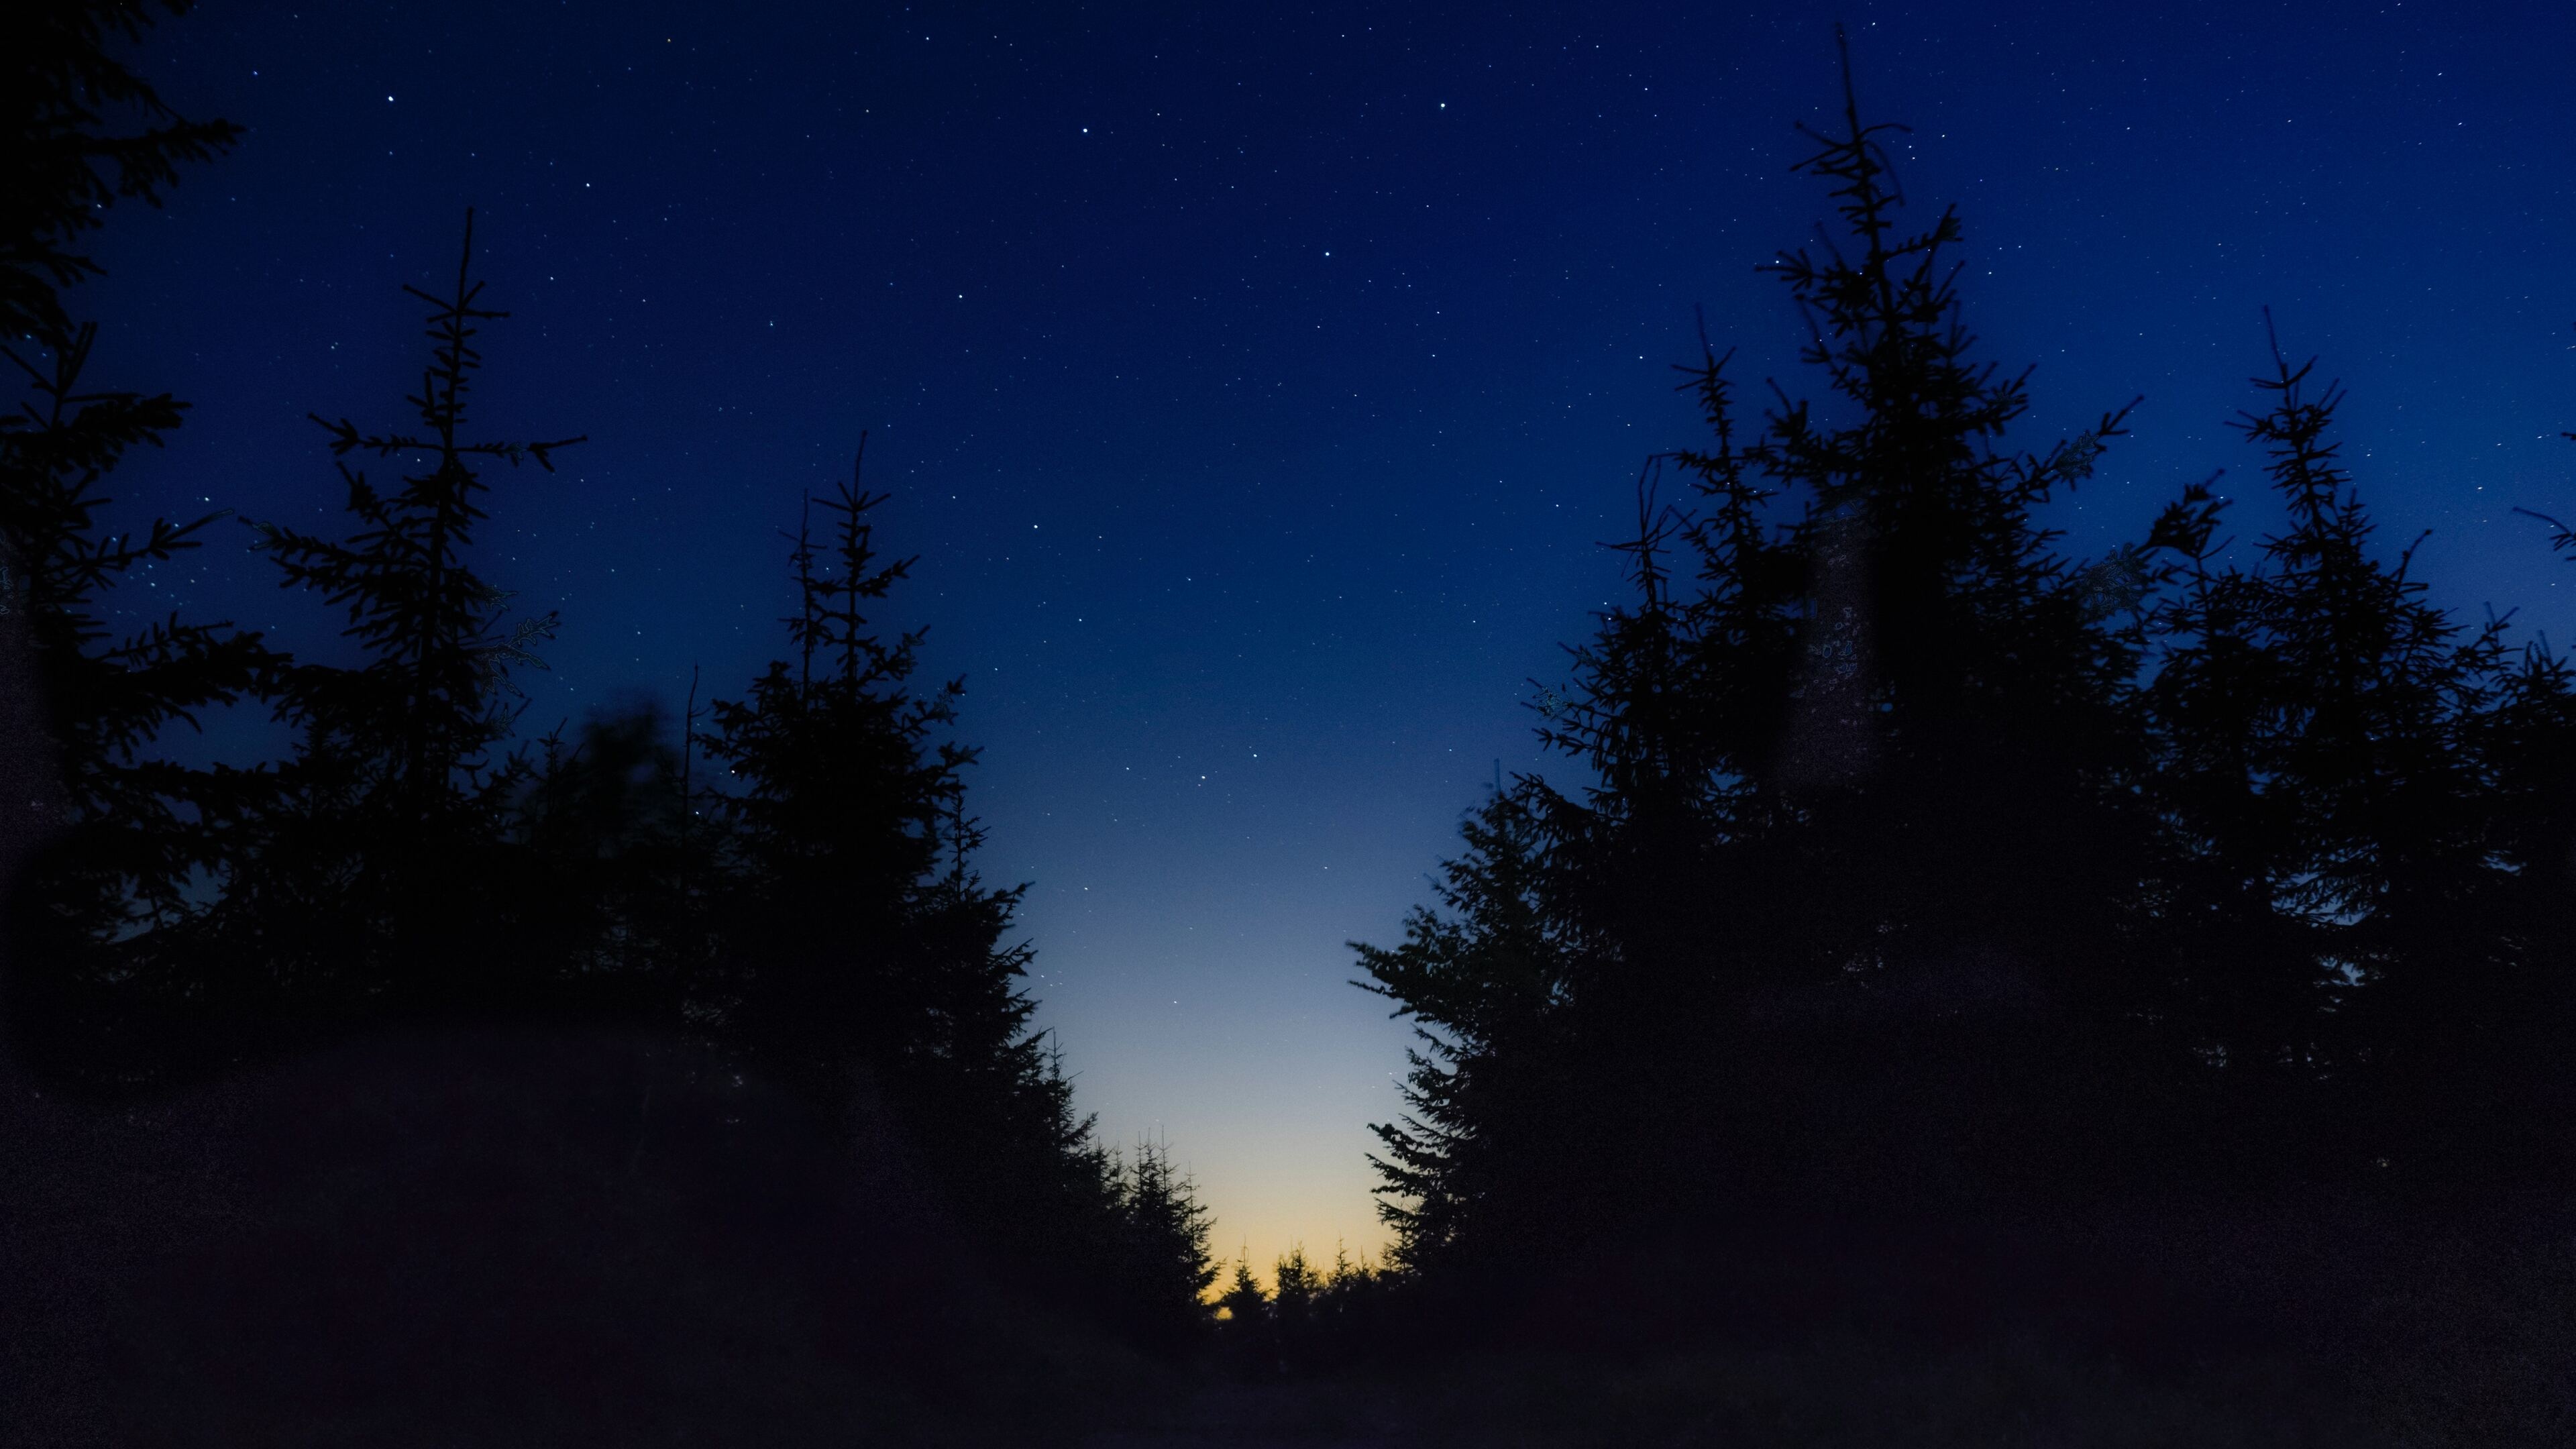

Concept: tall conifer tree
[[2135, 326, 2576, 1185], [694, 447, 1182, 1327], [1360, 35, 2181, 1279], [1356, 782, 1578, 1274], [1, 0, 269, 1091], [217, 212, 581, 1020]]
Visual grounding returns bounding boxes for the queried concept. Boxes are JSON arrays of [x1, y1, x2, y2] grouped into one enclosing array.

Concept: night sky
[[82, 1, 2576, 1275]]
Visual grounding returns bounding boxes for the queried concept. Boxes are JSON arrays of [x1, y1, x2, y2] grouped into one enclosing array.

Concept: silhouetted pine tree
[[695, 447, 998, 1110], [2462, 344, 2576, 1148], [1690, 31, 2150, 1039], [1355, 782, 1581, 1275], [2136, 326, 2576, 1189], [1105, 1136, 1218, 1353], [1, 0, 271, 1091], [1305, 1242, 1393, 1368], [1360, 34, 2163, 1277], [2131, 470, 2329, 1173], [2455, 627, 2576, 1184], [0, 323, 275, 1026], [694, 448, 1210, 1337], [1214, 1254, 1275, 1374], [210, 211, 582, 1026], [2, 1, 239, 345], [1269, 1244, 1320, 1371]]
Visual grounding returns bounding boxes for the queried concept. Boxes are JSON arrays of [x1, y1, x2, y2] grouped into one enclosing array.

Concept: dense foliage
[[1, 0, 270, 1088], [0, 1, 1214, 1358], [1356, 45, 2576, 1307]]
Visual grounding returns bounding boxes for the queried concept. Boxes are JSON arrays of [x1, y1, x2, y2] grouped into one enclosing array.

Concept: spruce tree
[[1, 0, 270, 1091], [1215, 1254, 1275, 1373], [694, 447, 1184, 1328], [1358, 32, 2162, 1269], [1107, 1136, 1218, 1353], [1708, 33, 2148, 1009], [1, 321, 275, 1087], [1, 1, 240, 344], [2456, 632, 2576, 1185], [696, 445, 996, 1109], [216, 211, 582, 1023], [2134, 324, 2576, 1188], [1354, 782, 1580, 1275]]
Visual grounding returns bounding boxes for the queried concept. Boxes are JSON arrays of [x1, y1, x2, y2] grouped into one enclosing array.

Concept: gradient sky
[[78, 0, 2576, 1279]]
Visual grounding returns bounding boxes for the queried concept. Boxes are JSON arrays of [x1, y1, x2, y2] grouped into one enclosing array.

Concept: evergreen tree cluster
[[0, 1, 1213, 1355], [1358, 39, 2576, 1315], [1213, 1242, 1395, 1379]]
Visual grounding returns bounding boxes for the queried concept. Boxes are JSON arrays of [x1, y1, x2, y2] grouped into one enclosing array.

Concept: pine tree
[[216, 211, 582, 1022], [1, 0, 269, 1091], [1357, 32, 2163, 1269], [1, 1, 240, 344], [1, 329, 272, 919], [692, 446, 1187, 1330], [1710, 30, 2148, 1003], [1307, 1241, 1389, 1365], [1, 321, 278, 1088], [2134, 323, 2576, 1187], [1214, 1253, 1275, 1375], [2455, 633, 2576, 1183], [696, 443, 989, 1108], [1107, 1136, 1217, 1352], [1354, 782, 1579, 1273]]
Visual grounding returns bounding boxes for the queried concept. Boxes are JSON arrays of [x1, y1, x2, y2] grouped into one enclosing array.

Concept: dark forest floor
[[6, 1025, 2569, 1448], [1080, 1345, 2352, 1448], [1086, 1204, 2576, 1447], [1085, 1321, 2571, 1448]]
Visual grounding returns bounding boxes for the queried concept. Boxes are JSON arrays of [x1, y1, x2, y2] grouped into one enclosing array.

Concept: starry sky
[[82, 0, 2576, 1278]]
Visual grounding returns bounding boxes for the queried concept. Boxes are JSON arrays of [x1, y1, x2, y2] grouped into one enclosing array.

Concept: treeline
[[1210, 1244, 1403, 1380], [0, 1, 1213, 1355], [1356, 45, 2576, 1336]]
